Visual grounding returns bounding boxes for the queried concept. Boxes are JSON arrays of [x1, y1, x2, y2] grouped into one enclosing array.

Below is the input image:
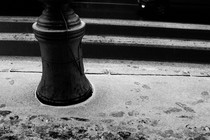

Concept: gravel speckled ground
[[1, 112, 210, 140]]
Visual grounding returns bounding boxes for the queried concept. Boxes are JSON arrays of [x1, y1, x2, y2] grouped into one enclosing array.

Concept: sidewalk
[[1, 56, 210, 139]]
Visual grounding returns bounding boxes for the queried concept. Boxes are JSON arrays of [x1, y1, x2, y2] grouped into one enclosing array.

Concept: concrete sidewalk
[[1, 57, 210, 139]]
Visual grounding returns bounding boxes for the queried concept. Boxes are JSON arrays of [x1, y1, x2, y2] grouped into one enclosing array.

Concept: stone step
[[1, 17, 210, 41], [1, 33, 210, 63], [1, 17, 210, 62]]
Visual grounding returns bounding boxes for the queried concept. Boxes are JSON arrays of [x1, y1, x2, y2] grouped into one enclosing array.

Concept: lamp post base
[[36, 85, 93, 106], [33, 1, 93, 106]]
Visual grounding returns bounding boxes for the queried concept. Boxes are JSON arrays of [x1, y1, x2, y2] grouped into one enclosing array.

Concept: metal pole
[[33, 0, 93, 106]]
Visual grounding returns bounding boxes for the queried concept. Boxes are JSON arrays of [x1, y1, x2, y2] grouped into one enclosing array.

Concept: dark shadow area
[[0, 0, 209, 25], [137, 3, 210, 25], [1, 41, 210, 64], [0, 0, 43, 16], [83, 43, 210, 64], [86, 24, 210, 41]]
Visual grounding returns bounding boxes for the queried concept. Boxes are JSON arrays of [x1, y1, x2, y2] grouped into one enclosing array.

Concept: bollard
[[33, 0, 93, 106]]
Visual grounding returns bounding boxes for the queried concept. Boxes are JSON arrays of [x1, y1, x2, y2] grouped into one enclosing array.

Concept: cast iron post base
[[33, 0, 93, 106]]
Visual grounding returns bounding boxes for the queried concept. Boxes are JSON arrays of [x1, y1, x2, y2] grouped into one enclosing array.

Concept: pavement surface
[[1, 56, 210, 139]]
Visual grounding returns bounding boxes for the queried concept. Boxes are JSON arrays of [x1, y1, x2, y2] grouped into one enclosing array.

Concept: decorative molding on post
[[33, 0, 93, 106]]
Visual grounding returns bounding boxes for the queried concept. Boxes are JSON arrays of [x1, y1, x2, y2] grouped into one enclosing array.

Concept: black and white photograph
[[0, 0, 210, 139]]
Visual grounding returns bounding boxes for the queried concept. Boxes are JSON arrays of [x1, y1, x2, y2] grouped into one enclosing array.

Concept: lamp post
[[33, 0, 93, 106]]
